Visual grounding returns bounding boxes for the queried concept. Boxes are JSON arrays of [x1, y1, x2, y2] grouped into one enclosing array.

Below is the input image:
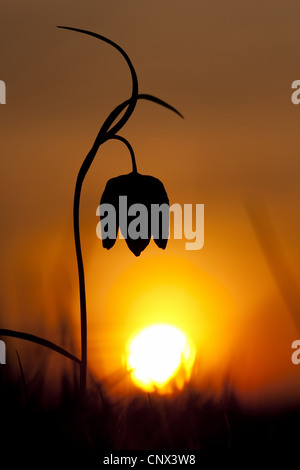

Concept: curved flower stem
[[58, 27, 183, 400], [109, 135, 137, 173], [57, 26, 139, 137], [0, 31, 183, 400], [59, 27, 139, 400], [99, 93, 183, 138]]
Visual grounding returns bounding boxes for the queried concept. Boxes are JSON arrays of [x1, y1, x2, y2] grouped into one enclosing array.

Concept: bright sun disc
[[126, 324, 196, 393]]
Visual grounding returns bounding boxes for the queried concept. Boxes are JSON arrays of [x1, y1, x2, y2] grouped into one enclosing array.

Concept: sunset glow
[[126, 324, 196, 393]]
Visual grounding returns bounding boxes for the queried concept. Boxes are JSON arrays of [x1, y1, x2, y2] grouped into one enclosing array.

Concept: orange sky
[[1, 0, 300, 404]]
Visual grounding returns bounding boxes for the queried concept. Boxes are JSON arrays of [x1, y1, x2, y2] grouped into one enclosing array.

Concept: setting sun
[[126, 324, 196, 393]]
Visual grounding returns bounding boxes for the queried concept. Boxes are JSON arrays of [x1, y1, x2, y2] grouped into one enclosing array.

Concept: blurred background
[[1, 0, 300, 407]]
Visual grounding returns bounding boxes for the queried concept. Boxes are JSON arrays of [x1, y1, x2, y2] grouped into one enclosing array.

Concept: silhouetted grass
[[1, 204, 300, 463], [1, 354, 300, 465]]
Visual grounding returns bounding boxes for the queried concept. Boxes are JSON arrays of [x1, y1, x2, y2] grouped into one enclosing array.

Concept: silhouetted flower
[[99, 171, 169, 256]]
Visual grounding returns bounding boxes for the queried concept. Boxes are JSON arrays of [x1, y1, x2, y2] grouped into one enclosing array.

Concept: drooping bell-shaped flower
[[99, 171, 170, 256]]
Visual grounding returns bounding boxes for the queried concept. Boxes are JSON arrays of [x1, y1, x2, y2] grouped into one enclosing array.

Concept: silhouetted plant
[[100, 172, 170, 256], [0, 27, 183, 401]]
